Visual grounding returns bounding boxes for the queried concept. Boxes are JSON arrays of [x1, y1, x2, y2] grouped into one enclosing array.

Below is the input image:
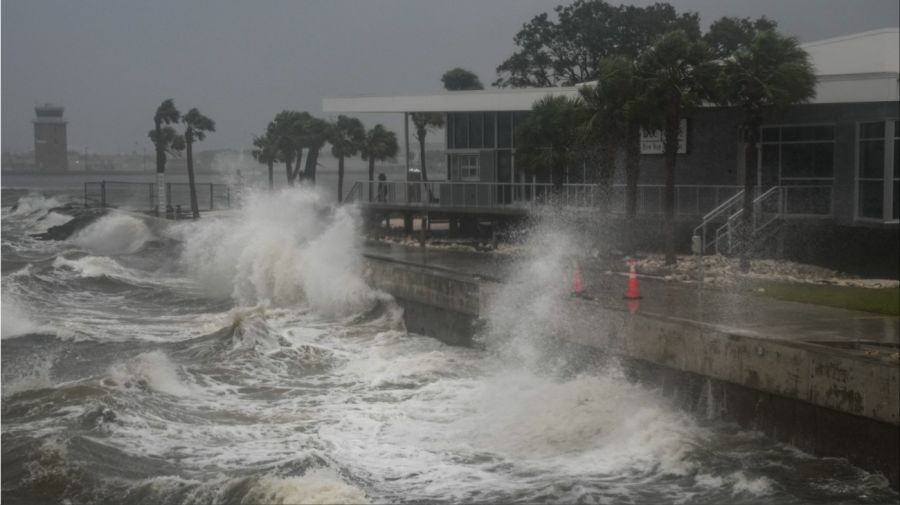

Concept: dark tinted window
[[859, 139, 885, 178], [761, 128, 779, 142], [860, 121, 885, 139], [894, 138, 899, 179], [469, 113, 483, 149], [781, 143, 833, 178], [452, 113, 468, 149], [483, 112, 495, 148], [497, 112, 512, 148], [781, 125, 834, 142]]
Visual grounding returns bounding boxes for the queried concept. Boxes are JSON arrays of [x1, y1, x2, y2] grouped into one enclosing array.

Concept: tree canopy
[[494, 0, 700, 87], [704, 16, 778, 59], [441, 68, 484, 90], [514, 95, 585, 188]]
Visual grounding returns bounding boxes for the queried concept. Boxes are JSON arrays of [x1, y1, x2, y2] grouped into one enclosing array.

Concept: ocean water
[[1, 187, 897, 504]]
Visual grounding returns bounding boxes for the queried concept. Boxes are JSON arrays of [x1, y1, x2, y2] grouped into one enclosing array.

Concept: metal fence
[[84, 181, 231, 212], [347, 180, 744, 217]]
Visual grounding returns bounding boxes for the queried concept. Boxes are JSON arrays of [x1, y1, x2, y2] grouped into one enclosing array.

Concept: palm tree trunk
[[285, 160, 294, 186], [267, 161, 274, 191], [418, 132, 428, 182], [625, 121, 641, 254], [186, 135, 200, 220], [625, 121, 641, 217], [304, 148, 320, 183], [740, 125, 760, 272], [663, 105, 680, 266], [368, 157, 375, 202], [337, 155, 345, 203], [154, 121, 165, 217], [293, 149, 304, 182], [598, 141, 616, 213]]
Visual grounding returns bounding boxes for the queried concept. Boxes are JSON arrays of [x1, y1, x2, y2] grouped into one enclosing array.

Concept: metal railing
[[84, 181, 231, 212], [699, 184, 834, 255], [345, 180, 742, 217]]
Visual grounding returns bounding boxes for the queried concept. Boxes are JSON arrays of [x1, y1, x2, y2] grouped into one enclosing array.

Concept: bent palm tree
[[266, 110, 305, 186], [637, 30, 717, 264], [252, 133, 278, 191], [409, 112, 444, 182], [300, 115, 329, 184], [360, 125, 399, 201], [150, 99, 181, 216], [329, 115, 365, 203], [716, 30, 815, 271], [182, 108, 216, 219]]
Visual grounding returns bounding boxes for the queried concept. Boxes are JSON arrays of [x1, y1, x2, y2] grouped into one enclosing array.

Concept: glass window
[[469, 113, 483, 149], [446, 114, 455, 148], [497, 112, 512, 148], [893, 180, 899, 220], [484, 112, 495, 148], [512, 112, 530, 147], [761, 144, 779, 174], [452, 113, 468, 149], [860, 122, 885, 139], [859, 139, 885, 179], [894, 137, 899, 179], [781, 125, 834, 142], [781, 143, 834, 178], [859, 180, 884, 218], [761, 127, 779, 142], [454, 153, 479, 180]]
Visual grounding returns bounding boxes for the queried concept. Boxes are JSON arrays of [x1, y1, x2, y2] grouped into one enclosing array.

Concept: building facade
[[33, 104, 68, 171]]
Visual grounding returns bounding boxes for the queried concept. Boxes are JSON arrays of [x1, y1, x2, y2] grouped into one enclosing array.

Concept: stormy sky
[[2, 0, 898, 155]]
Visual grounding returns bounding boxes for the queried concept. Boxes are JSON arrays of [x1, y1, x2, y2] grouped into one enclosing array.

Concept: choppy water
[[2, 188, 897, 504]]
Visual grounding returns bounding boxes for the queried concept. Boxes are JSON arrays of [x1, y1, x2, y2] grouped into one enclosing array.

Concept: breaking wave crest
[[70, 213, 155, 255], [174, 189, 377, 316]]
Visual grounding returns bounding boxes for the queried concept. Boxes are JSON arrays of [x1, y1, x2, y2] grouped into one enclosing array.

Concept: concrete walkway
[[363, 242, 900, 352]]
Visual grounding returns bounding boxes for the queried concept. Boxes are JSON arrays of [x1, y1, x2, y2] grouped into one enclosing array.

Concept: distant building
[[33, 104, 68, 170]]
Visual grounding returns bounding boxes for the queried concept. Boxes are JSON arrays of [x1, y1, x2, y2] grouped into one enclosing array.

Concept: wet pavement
[[363, 242, 900, 347]]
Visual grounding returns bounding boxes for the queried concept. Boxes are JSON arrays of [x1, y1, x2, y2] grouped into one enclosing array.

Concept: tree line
[[149, 0, 816, 271], [498, 1, 815, 267]]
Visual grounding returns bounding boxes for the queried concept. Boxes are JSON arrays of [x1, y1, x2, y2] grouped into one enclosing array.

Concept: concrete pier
[[363, 244, 900, 487]]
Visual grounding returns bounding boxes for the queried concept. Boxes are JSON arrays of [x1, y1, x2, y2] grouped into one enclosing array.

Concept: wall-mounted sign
[[640, 119, 688, 155]]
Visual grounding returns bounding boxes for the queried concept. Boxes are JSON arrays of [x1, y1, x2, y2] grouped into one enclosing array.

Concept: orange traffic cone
[[624, 258, 642, 300], [571, 263, 585, 297]]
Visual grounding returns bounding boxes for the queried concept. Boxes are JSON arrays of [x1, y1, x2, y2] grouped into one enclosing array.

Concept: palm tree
[[150, 99, 182, 216], [266, 110, 305, 186], [300, 115, 329, 184], [329, 115, 365, 202], [637, 30, 717, 264], [360, 124, 399, 201], [514, 95, 584, 195], [409, 112, 444, 182], [716, 30, 816, 271], [251, 133, 279, 191], [181, 108, 215, 219]]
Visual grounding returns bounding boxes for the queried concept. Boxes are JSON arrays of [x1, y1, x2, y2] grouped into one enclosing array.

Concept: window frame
[[854, 118, 899, 223], [759, 122, 837, 184]]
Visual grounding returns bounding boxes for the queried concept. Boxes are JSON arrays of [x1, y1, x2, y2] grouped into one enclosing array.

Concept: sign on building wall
[[640, 119, 688, 154]]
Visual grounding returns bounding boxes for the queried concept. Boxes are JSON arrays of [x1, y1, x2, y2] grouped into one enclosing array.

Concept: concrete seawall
[[363, 253, 900, 487]]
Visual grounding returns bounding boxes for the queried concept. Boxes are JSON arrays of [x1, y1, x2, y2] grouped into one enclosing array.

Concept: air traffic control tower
[[33, 104, 68, 170]]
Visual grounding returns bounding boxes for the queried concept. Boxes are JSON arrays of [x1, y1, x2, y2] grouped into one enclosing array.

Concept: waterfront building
[[33, 104, 69, 171], [324, 28, 899, 274]]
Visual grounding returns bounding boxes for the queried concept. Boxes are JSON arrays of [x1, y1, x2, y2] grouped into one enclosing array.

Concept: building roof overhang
[[323, 28, 899, 114]]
